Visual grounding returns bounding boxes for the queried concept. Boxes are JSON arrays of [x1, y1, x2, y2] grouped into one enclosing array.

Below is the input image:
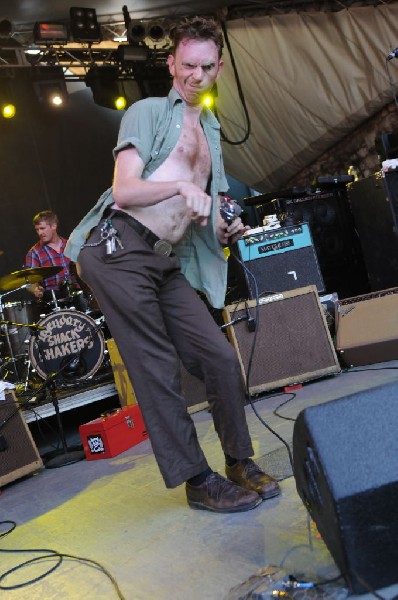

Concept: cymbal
[[0, 266, 63, 291]]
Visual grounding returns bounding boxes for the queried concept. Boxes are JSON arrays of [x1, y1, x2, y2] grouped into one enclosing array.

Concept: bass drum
[[29, 309, 105, 381]]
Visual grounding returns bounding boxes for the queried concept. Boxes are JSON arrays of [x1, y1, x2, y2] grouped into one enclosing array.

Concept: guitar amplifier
[[335, 287, 398, 367], [223, 286, 340, 394], [235, 223, 324, 298], [0, 391, 43, 487]]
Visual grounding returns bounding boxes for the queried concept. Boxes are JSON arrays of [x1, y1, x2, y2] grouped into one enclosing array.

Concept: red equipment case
[[79, 405, 148, 460]]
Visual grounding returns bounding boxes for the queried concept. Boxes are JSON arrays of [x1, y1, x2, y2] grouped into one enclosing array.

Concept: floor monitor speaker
[[293, 382, 398, 593], [0, 390, 43, 487], [335, 287, 398, 366], [223, 285, 340, 394]]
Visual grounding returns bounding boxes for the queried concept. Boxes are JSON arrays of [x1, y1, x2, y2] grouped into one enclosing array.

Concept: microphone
[[387, 47, 398, 61], [244, 301, 256, 332], [220, 196, 242, 224]]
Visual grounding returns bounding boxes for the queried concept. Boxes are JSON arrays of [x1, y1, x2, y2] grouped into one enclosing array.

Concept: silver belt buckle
[[153, 239, 172, 256]]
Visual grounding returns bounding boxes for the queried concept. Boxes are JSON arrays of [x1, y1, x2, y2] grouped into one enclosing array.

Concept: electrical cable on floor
[[0, 520, 126, 599], [350, 571, 389, 600], [341, 366, 398, 373], [278, 515, 348, 596], [271, 392, 297, 422]]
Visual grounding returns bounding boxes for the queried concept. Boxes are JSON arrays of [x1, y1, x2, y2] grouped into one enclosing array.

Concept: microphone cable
[[227, 243, 294, 469]]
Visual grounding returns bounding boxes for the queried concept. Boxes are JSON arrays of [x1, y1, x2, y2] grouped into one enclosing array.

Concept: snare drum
[[2, 301, 44, 356], [29, 309, 105, 381]]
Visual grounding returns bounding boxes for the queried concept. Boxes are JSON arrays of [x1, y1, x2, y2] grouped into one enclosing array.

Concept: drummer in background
[[25, 210, 77, 301]]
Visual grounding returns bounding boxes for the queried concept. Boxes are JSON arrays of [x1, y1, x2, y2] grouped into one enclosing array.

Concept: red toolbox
[[79, 405, 148, 460]]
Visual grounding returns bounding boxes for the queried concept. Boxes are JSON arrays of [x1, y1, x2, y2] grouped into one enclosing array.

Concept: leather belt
[[104, 208, 173, 257]]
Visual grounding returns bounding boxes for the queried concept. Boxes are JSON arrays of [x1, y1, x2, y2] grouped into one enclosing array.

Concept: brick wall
[[286, 101, 398, 187]]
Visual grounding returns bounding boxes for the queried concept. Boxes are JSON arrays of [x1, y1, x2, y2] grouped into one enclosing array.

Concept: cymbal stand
[[50, 289, 61, 311]]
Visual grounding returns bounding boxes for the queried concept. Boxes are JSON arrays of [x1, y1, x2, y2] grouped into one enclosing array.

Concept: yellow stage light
[[1, 103, 16, 118], [201, 84, 217, 110], [114, 96, 127, 110], [202, 93, 214, 108]]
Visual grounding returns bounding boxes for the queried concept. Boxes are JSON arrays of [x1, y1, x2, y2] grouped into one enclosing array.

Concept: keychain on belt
[[100, 219, 124, 255], [81, 217, 124, 254]]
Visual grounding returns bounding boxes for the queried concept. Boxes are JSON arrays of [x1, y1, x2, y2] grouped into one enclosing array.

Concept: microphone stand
[[36, 368, 85, 469], [27, 320, 104, 469]]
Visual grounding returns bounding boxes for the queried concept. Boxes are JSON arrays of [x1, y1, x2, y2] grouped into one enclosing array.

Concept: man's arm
[[25, 250, 44, 299]]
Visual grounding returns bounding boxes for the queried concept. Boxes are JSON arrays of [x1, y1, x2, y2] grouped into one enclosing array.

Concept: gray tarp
[[218, 5, 398, 191]]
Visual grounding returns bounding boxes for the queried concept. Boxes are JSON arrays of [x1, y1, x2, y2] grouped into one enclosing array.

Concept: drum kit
[[0, 265, 109, 391]]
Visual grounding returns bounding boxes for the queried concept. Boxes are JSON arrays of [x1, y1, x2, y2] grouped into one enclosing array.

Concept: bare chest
[[167, 119, 211, 186]]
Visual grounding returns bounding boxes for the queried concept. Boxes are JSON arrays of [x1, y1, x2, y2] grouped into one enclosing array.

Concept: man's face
[[167, 38, 223, 106], [35, 220, 57, 244]]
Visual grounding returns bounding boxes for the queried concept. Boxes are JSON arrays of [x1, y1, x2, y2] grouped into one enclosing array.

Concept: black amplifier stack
[[233, 185, 369, 300], [347, 170, 398, 291]]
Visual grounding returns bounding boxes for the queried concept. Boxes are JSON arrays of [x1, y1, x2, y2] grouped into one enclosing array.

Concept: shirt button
[[176, 124, 180, 128]]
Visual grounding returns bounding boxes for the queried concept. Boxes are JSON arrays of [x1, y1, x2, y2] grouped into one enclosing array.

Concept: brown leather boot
[[186, 472, 262, 513], [225, 459, 281, 500]]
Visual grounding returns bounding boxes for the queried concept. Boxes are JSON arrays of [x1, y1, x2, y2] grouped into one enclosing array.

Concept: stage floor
[[1, 361, 398, 600]]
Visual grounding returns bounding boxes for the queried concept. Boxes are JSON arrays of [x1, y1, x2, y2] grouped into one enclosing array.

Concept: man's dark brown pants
[[78, 211, 254, 488]]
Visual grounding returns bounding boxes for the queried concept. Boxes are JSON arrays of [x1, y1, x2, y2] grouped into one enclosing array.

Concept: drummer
[[25, 210, 78, 302]]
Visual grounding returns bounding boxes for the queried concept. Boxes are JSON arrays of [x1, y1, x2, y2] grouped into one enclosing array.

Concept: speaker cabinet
[[348, 171, 398, 291], [283, 190, 369, 298], [293, 382, 398, 594], [223, 286, 340, 394], [0, 391, 43, 487], [335, 287, 398, 367], [235, 223, 324, 298]]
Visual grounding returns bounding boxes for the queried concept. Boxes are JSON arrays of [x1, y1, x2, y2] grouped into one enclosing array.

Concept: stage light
[[70, 7, 101, 43], [201, 84, 217, 110], [202, 94, 214, 109], [0, 74, 17, 118], [127, 21, 147, 45], [33, 22, 69, 44], [1, 102, 16, 118], [115, 96, 127, 110], [25, 45, 41, 55], [117, 44, 148, 64], [50, 93, 64, 107], [85, 65, 127, 110], [147, 22, 167, 43], [32, 66, 68, 108], [131, 62, 172, 98], [0, 19, 14, 39]]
